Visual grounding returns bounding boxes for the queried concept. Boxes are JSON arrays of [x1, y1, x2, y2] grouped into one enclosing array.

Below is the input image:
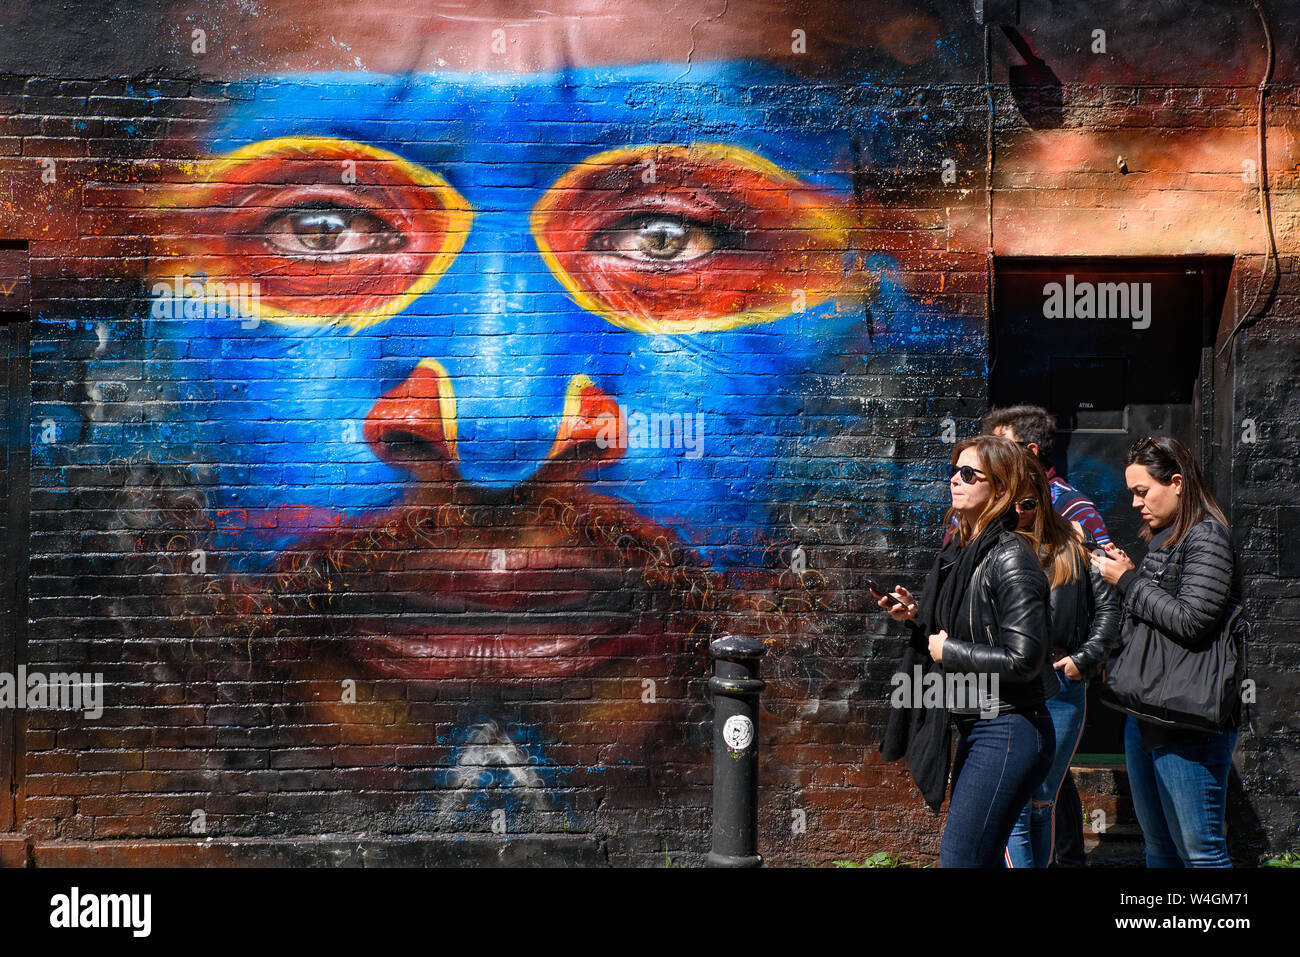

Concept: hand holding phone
[[867, 579, 917, 622], [865, 577, 901, 606], [1092, 542, 1135, 585]]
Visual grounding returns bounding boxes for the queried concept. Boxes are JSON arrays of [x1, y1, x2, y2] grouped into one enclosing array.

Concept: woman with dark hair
[[876, 435, 1054, 867], [1004, 453, 1122, 867], [1092, 435, 1241, 867]]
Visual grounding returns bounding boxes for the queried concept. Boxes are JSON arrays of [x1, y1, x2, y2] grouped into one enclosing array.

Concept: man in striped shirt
[[983, 404, 1113, 869]]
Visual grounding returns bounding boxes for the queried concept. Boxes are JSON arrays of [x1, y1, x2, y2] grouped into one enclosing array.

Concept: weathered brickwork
[[0, 1, 1296, 866]]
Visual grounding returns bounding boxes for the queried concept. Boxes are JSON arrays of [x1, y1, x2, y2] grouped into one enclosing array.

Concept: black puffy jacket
[[1052, 538, 1123, 679], [1112, 518, 1242, 742], [941, 529, 1051, 715], [1116, 518, 1240, 647]]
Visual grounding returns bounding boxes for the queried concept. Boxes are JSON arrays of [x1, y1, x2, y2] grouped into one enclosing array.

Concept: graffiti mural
[[3, 0, 1298, 864], [133, 62, 910, 831], [6, 2, 956, 859]]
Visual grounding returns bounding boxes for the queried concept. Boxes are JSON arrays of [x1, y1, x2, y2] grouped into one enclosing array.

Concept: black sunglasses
[[1017, 498, 1038, 511], [948, 463, 988, 484]]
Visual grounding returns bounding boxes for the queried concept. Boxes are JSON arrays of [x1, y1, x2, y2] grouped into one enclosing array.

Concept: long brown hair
[[1020, 452, 1087, 588], [945, 435, 1034, 548], [1124, 435, 1230, 545]]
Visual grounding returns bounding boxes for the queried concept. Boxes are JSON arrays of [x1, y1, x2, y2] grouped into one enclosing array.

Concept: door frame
[[990, 254, 1236, 762], [0, 311, 29, 832], [0, 239, 30, 833]]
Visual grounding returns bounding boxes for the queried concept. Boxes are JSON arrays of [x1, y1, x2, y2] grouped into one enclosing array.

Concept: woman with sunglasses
[[1091, 435, 1241, 867], [877, 435, 1054, 867], [1004, 454, 1122, 867]]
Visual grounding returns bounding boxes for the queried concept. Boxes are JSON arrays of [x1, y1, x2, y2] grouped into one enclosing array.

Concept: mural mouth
[[253, 486, 715, 679], [345, 544, 677, 678], [354, 617, 656, 679]]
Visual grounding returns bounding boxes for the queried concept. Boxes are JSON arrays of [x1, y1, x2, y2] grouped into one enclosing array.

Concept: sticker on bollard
[[723, 714, 754, 751]]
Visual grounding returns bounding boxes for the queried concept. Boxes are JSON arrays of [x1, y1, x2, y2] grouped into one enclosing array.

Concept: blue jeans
[[1005, 670, 1087, 867], [941, 707, 1055, 868], [1124, 716, 1237, 867]]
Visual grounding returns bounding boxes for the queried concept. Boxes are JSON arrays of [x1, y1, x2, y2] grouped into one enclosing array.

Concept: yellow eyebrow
[[155, 135, 474, 332], [529, 142, 861, 336]]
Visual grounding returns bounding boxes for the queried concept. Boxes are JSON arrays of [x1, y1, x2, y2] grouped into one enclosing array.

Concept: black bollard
[[706, 634, 767, 868]]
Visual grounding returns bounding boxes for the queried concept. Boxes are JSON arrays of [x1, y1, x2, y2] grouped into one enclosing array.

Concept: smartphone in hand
[[865, 577, 902, 606]]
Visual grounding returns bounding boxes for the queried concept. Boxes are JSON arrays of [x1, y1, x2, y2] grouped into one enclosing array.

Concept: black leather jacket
[[942, 529, 1051, 715], [1051, 538, 1123, 679]]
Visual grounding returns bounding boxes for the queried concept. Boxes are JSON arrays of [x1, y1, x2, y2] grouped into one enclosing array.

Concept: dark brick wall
[[0, 0, 1296, 866]]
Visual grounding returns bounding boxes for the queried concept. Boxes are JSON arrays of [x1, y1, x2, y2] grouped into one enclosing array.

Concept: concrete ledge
[[0, 835, 31, 868], [31, 834, 611, 868]]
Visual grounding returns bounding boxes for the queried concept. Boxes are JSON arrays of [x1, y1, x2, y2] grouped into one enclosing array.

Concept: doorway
[[0, 241, 29, 832], [991, 256, 1232, 757]]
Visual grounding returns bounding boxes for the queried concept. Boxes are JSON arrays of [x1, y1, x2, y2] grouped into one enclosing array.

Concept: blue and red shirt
[[1046, 466, 1112, 546]]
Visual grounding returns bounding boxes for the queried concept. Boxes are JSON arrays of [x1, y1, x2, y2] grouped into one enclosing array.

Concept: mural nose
[[363, 358, 458, 481], [365, 363, 625, 486], [546, 374, 625, 467]]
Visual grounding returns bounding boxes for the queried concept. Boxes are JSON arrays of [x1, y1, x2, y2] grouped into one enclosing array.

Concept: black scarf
[[880, 509, 1018, 810], [923, 508, 1019, 644]]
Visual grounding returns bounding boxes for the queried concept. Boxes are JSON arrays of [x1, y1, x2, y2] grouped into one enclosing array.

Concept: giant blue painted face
[[104, 62, 908, 679]]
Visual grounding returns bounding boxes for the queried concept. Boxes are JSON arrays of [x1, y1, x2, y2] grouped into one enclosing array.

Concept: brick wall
[[0, 0, 1297, 866]]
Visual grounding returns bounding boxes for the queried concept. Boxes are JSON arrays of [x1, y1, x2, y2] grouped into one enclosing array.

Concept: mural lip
[[331, 558, 679, 678], [350, 624, 658, 680], [250, 492, 707, 679], [341, 561, 639, 615]]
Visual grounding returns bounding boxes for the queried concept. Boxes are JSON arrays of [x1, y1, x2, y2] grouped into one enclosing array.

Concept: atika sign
[[1042, 274, 1153, 329]]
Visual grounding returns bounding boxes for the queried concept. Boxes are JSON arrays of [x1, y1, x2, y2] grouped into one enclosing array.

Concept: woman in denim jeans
[[1004, 455, 1122, 867], [1092, 436, 1241, 867], [878, 436, 1054, 867]]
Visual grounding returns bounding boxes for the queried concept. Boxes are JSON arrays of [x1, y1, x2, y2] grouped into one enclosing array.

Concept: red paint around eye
[[153, 139, 470, 325], [533, 147, 868, 330]]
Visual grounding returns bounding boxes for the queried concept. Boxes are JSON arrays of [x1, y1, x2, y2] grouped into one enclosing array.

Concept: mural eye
[[264, 204, 407, 257], [152, 137, 473, 329], [594, 214, 720, 264], [532, 144, 870, 335]]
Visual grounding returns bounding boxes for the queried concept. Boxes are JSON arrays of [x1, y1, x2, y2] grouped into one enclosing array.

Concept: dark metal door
[[992, 256, 1232, 757]]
